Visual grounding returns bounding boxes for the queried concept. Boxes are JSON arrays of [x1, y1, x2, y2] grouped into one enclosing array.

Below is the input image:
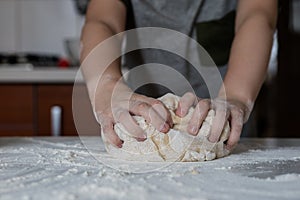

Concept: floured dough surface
[[104, 93, 231, 162]]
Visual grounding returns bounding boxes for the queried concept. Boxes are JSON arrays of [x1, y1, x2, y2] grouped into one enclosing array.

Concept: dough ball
[[103, 93, 231, 162]]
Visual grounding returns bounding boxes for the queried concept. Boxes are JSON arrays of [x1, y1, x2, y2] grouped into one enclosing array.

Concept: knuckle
[[215, 107, 228, 117], [178, 101, 189, 111], [182, 92, 195, 102], [232, 107, 244, 116], [184, 92, 194, 98], [217, 105, 228, 114], [136, 102, 150, 111], [213, 99, 226, 109], [150, 99, 162, 106], [198, 99, 210, 109]]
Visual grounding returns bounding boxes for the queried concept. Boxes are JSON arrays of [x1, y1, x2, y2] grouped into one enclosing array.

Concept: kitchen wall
[[0, 0, 85, 57]]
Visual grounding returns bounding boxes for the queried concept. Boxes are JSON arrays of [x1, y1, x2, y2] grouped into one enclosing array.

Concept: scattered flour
[[0, 137, 300, 200], [267, 174, 300, 182]]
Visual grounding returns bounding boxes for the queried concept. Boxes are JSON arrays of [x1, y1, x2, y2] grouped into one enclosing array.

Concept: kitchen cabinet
[[0, 83, 99, 137], [37, 85, 78, 136], [0, 85, 35, 136], [0, 84, 35, 136]]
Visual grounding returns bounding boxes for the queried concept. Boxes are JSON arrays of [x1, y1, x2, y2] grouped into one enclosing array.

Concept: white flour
[[0, 137, 300, 200]]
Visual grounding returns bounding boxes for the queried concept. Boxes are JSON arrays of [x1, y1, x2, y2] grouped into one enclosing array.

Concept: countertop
[[0, 66, 84, 83], [0, 137, 300, 200]]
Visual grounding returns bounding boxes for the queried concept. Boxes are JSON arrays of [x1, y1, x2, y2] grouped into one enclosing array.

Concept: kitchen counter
[[0, 66, 84, 83], [0, 137, 299, 200]]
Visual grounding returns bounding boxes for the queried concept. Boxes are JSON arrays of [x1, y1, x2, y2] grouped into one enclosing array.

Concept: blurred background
[[0, 0, 299, 138], [0, 0, 87, 64]]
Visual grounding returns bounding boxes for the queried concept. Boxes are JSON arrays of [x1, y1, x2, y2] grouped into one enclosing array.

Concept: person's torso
[[122, 0, 237, 97]]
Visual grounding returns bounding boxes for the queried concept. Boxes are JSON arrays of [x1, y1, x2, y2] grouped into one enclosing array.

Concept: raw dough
[[104, 93, 231, 162]]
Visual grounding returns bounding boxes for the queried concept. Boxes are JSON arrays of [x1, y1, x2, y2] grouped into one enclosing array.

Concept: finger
[[226, 108, 244, 150], [114, 109, 146, 141], [188, 99, 210, 135], [176, 92, 197, 117], [208, 106, 228, 143], [100, 117, 123, 148], [149, 98, 173, 127], [129, 101, 170, 133]]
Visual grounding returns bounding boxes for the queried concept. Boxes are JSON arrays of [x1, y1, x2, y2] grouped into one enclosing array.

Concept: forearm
[[80, 20, 123, 81], [79, 0, 127, 104], [80, 20, 124, 103], [219, 5, 277, 111]]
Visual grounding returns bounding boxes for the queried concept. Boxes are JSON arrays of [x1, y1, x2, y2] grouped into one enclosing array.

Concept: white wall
[[0, 0, 17, 52], [0, 0, 85, 57]]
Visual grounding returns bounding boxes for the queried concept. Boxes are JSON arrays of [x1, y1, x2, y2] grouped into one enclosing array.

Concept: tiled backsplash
[[0, 0, 85, 57]]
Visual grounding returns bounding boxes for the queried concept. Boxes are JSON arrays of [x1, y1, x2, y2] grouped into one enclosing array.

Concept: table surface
[[0, 137, 300, 200]]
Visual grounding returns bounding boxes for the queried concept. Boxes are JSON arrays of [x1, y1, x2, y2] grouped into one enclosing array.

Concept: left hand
[[175, 92, 253, 151]]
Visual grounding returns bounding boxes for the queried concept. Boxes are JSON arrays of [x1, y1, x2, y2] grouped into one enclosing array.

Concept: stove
[[0, 53, 69, 67]]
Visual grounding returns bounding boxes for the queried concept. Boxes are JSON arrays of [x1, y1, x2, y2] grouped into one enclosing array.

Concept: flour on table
[[104, 93, 231, 162]]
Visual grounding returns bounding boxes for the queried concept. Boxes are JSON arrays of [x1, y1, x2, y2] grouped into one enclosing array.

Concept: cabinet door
[[37, 84, 99, 136], [0, 85, 34, 136]]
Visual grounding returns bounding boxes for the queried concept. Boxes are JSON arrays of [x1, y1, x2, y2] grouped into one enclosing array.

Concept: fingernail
[[168, 120, 174, 128], [208, 136, 217, 143], [176, 107, 182, 116], [160, 123, 169, 133], [189, 126, 198, 135], [179, 108, 185, 116], [117, 143, 123, 148], [136, 137, 146, 142]]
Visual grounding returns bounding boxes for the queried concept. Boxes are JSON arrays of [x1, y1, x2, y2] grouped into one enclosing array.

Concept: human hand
[[175, 92, 253, 150], [94, 78, 173, 148]]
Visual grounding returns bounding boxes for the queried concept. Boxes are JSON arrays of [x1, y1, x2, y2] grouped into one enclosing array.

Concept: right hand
[[94, 77, 173, 148], [175, 92, 253, 151]]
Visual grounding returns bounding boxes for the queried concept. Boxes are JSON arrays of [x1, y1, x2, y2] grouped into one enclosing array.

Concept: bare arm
[[220, 0, 278, 107], [176, 0, 277, 150], [80, 0, 172, 147], [80, 0, 126, 86], [218, 0, 278, 148]]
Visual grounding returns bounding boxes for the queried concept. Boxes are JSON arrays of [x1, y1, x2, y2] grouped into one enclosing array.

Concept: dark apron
[[122, 0, 237, 97]]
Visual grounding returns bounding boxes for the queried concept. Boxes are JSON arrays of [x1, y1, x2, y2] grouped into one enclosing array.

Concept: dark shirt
[[119, 0, 135, 30]]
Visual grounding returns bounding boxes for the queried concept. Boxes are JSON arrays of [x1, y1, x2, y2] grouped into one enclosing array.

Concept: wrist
[[217, 90, 254, 123], [99, 74, 122, 86]]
